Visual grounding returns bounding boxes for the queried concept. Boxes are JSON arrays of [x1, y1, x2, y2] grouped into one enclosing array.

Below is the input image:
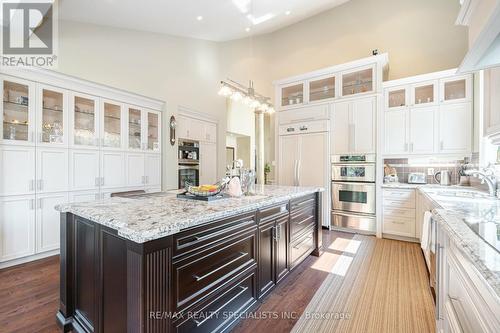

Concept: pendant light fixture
[[218, 79, 275, 113]]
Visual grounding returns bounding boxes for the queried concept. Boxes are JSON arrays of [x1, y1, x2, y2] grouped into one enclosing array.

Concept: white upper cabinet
[[383, 70, 473, 156], [145, 110, 161, 152], [438, 103, 472, 154], [70, 92, 100, 148], [385, 86, 408, 110], [484, 67, 500, 143], [411, 80, 438, 107], [331, 97, 376, 154], [203, 122, 217, 143], [384, 110, 408, 154], [409, 107, 436, 154], [101, 100, 124, 150], [331, 100, 351, 154], [308, 74, 336, 103], [439, 75, 472, 104], [341, 65, 375, 97], [127, 106, 143, 151], [280, 82, 305, 109], [37, 85, 68, 147], [351, 97, 376, 153], [177, 114, 216, 143], [1, 76, 36, 145], [0, 146, 35, 196]]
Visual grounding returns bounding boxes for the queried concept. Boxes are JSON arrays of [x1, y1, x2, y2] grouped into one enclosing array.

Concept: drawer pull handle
[[293, 236, 313, 249], [391, 221, 405, 225], [192, 251, 247, 282], [192, 285, 249, 327]]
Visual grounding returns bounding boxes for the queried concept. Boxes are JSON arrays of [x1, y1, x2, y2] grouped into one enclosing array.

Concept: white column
[[255, 111, 265, 184]]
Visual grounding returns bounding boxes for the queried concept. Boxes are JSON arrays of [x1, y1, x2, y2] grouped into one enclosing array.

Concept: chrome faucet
[[464, 166, 498, 197]]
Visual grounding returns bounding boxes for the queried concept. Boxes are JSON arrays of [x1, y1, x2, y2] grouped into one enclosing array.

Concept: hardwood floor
[[0, 231, 435, 333]]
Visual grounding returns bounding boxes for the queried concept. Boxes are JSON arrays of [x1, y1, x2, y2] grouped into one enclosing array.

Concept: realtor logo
[[1, 0, 58, 67]]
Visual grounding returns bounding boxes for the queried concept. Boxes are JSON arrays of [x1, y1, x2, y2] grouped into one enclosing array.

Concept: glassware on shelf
[[49, 121, 63, 143], [342, 68, 373, 96], [148, 112, 159, 150], [444, 79, 466, 101], [388, 89, 406, 108], [129, 108, 142, 149], [103, 102, 121, 148], [3, 81, 30, 141], [281, 84, 303, 107], [414, 84, 434, 105], [74, 96, 96, 145], [9, 126, 16, 140]]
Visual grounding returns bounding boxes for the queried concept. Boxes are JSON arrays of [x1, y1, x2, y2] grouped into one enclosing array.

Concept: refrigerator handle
[[293, 160, 298, 186], [297, 160, 301, 186]]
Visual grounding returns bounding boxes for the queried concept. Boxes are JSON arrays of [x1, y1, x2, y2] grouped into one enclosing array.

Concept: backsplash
[[384, 158, 465, 185]]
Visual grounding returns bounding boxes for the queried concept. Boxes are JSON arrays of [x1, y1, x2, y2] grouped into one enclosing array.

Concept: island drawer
[[290, 193, 316, 211], [172, 211, 257, 258], [173, 269, 257, 333], [172, 228, 257, 312], [257, 203, 289, 224], [290, 225, 315, 269], [290, 203, 316, 241]]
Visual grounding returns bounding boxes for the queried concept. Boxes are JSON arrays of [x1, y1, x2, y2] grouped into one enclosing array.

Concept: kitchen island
[[55, 185, 324, 333]]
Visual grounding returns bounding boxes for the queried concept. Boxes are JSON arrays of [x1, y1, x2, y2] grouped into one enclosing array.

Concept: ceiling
[[59, 0, 351, 42]]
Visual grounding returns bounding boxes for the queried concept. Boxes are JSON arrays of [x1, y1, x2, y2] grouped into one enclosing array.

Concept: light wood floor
[[0, 231, 435, 333]]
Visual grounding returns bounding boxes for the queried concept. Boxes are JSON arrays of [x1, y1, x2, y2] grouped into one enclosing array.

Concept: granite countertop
[[418, 187, 500, 299], [56, 185, 323, 244]]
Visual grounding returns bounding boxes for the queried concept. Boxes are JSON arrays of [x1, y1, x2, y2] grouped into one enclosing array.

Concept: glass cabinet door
[[412, 81, 436, 106], [128, 107, 142, 150], [281, 83, 304, 107], [40, 87, 66, 145], [2, 79, 33, 143], [309, 76, 335, 102], [102, 101, 122, 149], [441, 76, 470, 103], [146, 111, 160, 152], [73, 95, 98, 147], [342, 67, 373, 96], [387, 88, 407, 109]]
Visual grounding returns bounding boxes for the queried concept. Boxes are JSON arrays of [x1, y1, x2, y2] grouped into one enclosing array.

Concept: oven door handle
[[179, 165, 199, 170], [297, 160, 301, 186]]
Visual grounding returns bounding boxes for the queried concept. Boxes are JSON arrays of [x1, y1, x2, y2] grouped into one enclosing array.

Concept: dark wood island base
[[57, 192, 323, 333]]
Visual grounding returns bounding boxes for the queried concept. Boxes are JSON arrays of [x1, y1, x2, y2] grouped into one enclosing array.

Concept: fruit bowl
[[185, 181, 227, 197]]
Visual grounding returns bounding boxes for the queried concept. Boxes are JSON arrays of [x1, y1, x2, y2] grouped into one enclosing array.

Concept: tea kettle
[[434, 170, 452, 186]]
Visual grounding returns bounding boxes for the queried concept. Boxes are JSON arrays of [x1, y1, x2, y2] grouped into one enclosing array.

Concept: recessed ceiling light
[[196, 16, 203, 21], [285, 10, 291, 15], [245, 27, 251, 32]]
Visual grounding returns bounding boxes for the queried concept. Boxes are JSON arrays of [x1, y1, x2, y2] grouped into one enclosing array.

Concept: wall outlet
[[427, 168, 435, 176]]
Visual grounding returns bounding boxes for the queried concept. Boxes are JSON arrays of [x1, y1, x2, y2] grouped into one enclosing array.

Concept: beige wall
[[55, 0, 468, 189]]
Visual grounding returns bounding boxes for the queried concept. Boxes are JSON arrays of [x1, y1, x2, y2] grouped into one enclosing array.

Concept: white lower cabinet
[[126, 152, 146, 187], [101, 151, 126, 189], [145, 153, 161, 187], [37, 148, 69, 193], [0, 195, 36, 262], [36, 193, 67, 253], [70, 149, 100, 191], [382, 188, 417, 239], [199, 142, 217, 185], [0, 146, 36, 196]]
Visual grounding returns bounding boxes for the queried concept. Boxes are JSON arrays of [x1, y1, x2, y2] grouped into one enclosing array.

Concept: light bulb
[[230, 91, 243, 101], [242, 96, 252, 105], [218, 85, 232, 97], [249, 99, 261, 109]]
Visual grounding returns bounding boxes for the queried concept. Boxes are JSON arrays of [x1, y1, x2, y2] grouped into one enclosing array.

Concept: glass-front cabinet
[[101, 100, 123, 149], [341, 66, 374, 97], [1, 77, 35, 144], [281, 83, 304, 108], [72, 93, 99, 147], [38, 85, 67, 146], [440, 75, 471, 104], [128, 106, 142, 150], [386, 87, 408, 110], [411, 80, 437, 107], [146, 110, 160, 152], [309, 75, 335, 102]]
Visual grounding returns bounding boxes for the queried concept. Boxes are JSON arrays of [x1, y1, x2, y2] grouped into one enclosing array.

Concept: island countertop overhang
[[56, 185, 324, 243]]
